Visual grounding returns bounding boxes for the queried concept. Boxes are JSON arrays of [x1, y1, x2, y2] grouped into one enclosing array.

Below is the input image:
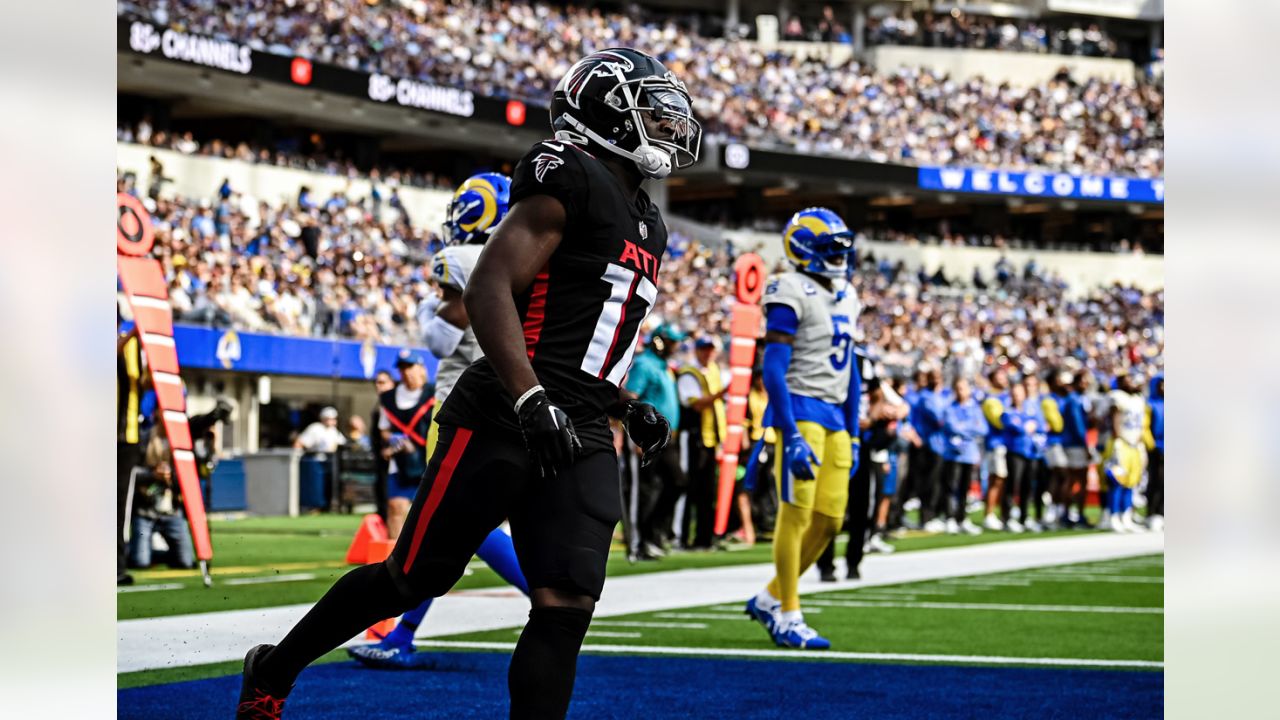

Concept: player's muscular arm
[[436, 286, 469, 330], [463, 195, 565, 401]]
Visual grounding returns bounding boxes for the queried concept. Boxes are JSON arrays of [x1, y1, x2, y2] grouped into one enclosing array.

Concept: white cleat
[[961, 518, 984, 536], [1024, 519, 1044, 533], [1121, 510, 1144, 533], [945, 518, 960, 535], [924, 518, 948, 534], [983, 514, 1004, 531], [866, 534, 896, 554], [1148, 515, 1164, 532], [1005, 518, 1025, 534]]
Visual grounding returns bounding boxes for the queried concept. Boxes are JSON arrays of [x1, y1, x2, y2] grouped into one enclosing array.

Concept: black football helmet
[[550, 48, 702, 180]]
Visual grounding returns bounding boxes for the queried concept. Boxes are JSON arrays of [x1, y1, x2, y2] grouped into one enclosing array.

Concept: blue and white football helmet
[[782, 207, 856, 280], [442, 172, 511, 245]]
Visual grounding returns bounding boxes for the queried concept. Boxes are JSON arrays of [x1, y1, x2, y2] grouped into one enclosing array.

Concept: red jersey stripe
[[401, 427, 473, 574], [522, 266, 551, 360]]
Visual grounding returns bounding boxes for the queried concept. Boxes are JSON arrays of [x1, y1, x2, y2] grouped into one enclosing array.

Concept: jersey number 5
[[581, 263, 658, 386], [830, 314, 852, 370]]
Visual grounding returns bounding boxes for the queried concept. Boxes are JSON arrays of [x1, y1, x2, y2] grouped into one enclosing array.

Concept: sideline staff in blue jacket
[[941, 377, 986, 535]]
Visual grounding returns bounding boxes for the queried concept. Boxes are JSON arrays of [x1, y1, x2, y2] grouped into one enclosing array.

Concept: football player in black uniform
[[236, 48, 700, 720]]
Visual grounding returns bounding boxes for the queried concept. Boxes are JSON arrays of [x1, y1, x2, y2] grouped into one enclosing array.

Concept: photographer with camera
[[128, 400, 232, 570]]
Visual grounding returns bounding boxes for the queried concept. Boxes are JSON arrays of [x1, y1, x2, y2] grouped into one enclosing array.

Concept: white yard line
[[655, 612, 747, 621], [418, 640, 1164, 670], [118, 583, 184, 594], [804, 599, 1163, 614], [1023, 573, 1163, 584], [117, 532, 1162, 673], [833, 587, 953, 595], [592, 620, 708, 629], [222, 573, 317, 586], [938, 578, 1032, 587]]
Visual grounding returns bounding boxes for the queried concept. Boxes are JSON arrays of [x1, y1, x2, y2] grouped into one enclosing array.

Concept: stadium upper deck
[[117, 0, 1163, 179]]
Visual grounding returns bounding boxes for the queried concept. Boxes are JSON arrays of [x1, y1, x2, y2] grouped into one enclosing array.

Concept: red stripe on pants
[[401, 427, 473, 574], [522, 266, 550, 359]]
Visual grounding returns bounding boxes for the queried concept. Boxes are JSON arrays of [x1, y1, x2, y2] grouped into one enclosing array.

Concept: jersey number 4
[[581, 263, 658, 386], [830, 314, 852, 370]]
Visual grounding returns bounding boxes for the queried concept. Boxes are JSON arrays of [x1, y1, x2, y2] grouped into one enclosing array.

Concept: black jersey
[[439, 140, 667, 451]]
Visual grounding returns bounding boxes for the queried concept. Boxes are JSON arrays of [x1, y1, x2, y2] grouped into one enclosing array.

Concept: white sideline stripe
[[655, 612, 747, 621], [712, 604, 823, 614], [1026, 573, 1163, 584], [512, 630, 645, 639], [222, 573, 317, 586], [419, 640, 1164, 669], [118, 583, 184, 593], [834, 588, 953, 596], [1035, 567, 1162, 576], [805, 599, 1163, 614], [117, 533, 1164, 673], [832, 595, 924, 602], [939, 578, 1031, 587], [593, 620, 708, 629]]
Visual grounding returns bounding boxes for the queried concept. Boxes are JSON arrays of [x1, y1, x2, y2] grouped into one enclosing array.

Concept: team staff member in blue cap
[[379, 349, 433, 540]]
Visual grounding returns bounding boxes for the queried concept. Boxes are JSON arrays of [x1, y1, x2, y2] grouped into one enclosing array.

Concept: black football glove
[[621, 400, 670, 468], [516, 388, 582, 478]]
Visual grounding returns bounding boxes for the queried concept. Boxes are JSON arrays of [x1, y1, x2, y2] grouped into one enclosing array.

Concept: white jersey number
[[580, 263, 658, 385]]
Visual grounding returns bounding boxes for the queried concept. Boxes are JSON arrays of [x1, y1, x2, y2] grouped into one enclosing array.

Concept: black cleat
[[236, 644, 290, 719], [847, 567, 861, 581], [818, 568, 837, 583]]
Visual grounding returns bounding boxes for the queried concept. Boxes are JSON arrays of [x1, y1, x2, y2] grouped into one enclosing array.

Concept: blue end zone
[[120, 652, 1162, 719]]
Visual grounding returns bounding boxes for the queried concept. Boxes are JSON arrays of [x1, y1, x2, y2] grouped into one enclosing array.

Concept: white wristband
[[514, 385, 545, 414]]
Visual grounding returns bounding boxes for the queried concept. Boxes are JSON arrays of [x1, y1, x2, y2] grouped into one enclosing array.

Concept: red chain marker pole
[[713, 253, 766, 536], [117, 192, 215, 587]]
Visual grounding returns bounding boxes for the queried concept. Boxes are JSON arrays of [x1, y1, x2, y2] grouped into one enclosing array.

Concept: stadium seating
[[119, 0, 1164, 178]]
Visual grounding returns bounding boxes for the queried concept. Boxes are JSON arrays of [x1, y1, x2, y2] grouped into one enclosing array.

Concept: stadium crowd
[[117, 120, 455, 191], [864, 11, 1122, 57], [116, 158, 1163, 374], [119, 0, 1164, 178], [117, 171, 439, 346]]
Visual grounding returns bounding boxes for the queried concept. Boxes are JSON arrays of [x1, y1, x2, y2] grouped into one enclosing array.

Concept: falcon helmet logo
[[638, 221, 648, 240], [562, 50, 635, 110], [533, 153, 565, 183]]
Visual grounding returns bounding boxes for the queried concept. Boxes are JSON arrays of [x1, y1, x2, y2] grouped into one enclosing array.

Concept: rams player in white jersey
[[746, 207, 861, 649], [1101, 372, 1152, 532], [348, 173, 531, 669]]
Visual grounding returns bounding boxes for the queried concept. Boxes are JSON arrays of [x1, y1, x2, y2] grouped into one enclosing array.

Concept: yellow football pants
[[767, 421, 853, 612]]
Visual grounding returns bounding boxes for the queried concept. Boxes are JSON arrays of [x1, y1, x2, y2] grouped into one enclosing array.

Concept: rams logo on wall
[[360, 338, 378, 379], [216, 330, 242, 369]]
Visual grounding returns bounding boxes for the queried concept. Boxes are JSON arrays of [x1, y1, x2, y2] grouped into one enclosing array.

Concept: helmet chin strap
[[556, 113, 673, 180]]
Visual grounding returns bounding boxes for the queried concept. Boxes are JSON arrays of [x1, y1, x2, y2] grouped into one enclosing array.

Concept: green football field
[[118, 511, 1161, 694], [118, 512, 1105, 620], [437, 553, 1163, 666]]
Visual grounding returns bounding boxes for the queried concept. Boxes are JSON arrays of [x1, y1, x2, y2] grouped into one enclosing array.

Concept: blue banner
[[917, 167, 1163, 204], [173, 325, 439, 381]]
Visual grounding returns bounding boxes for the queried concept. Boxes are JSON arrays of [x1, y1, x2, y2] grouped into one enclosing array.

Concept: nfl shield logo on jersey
[[638, 221, 648, 240]]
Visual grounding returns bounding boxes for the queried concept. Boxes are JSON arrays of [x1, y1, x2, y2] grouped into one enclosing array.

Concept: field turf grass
[[119, 511, 1102, 620], [118, 553, 1162, 719]]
